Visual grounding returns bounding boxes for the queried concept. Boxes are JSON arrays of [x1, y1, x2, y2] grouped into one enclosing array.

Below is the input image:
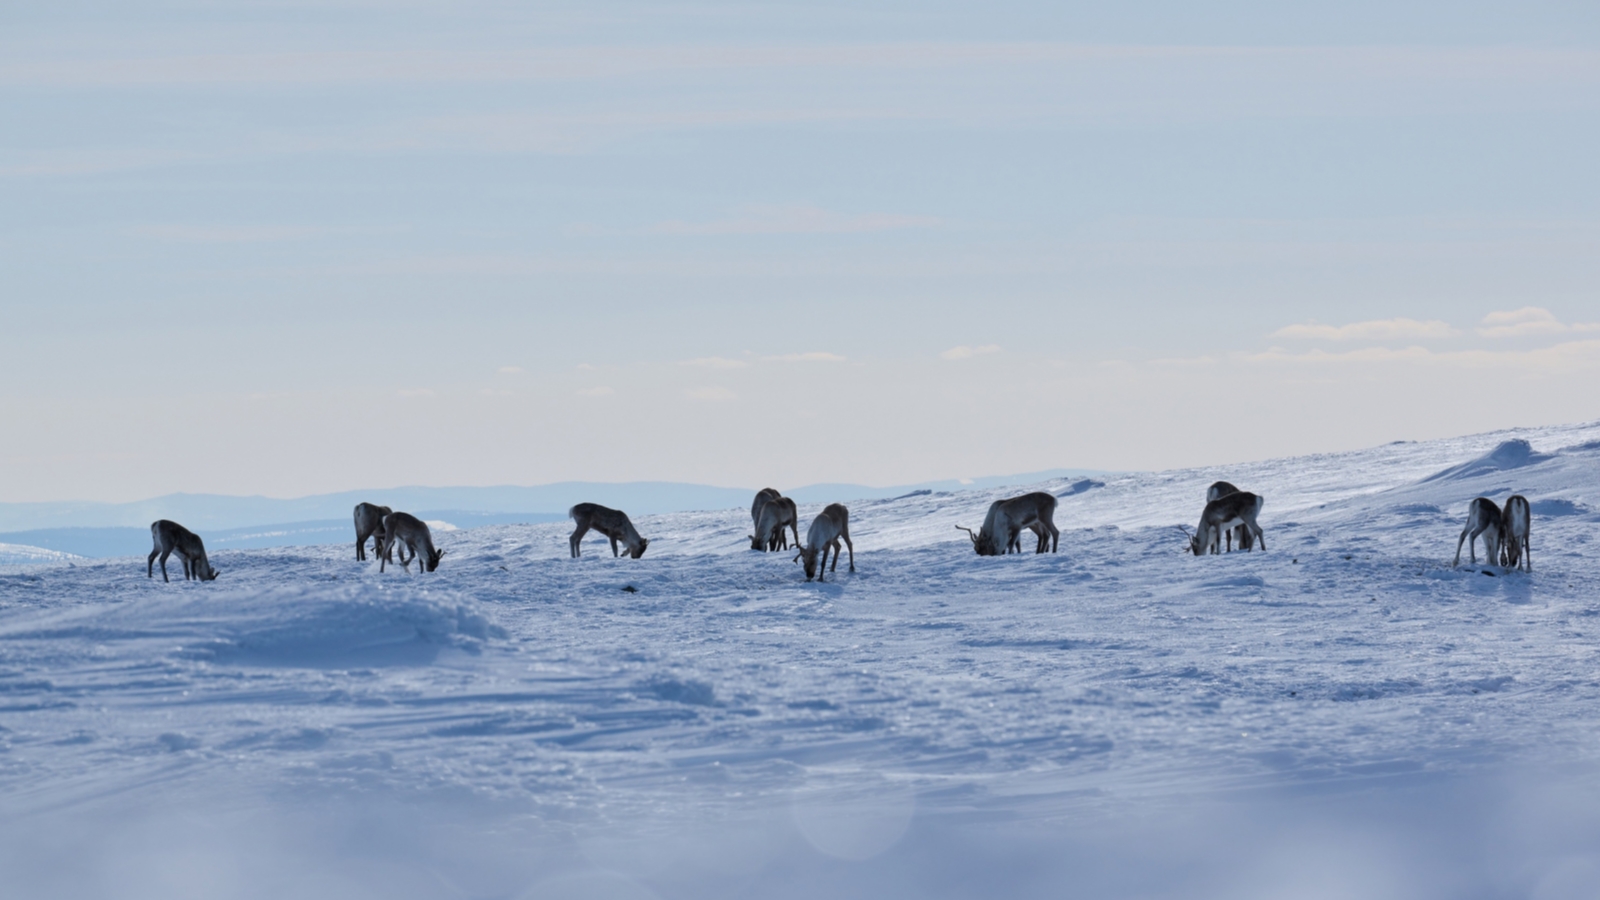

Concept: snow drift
[[4, 420, 1600, 898]]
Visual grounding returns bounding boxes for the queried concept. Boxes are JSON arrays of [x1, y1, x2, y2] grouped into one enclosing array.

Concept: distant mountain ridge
[[0, 470, 1106, 557]]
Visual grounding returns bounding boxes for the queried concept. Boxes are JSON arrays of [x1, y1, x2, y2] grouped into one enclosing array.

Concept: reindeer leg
[[569, 524, 588, 558], [159, 550, 171, 583], [845, 533, 854, 572], [148, 547, 159, 578], [609, 536, 620, 557], [1453, 528, 1470, 566]]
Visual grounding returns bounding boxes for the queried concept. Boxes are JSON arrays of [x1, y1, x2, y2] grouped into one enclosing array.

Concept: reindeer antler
[[955, 525, 979, 544]]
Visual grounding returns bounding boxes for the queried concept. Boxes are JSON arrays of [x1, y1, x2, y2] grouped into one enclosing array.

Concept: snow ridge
[[5, 420, 1600, 898]]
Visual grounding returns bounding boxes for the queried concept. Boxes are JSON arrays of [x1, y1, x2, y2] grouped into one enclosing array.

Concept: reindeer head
[[749, 534, 766, 551], [794, 547, 819, 581], [957, 525, 1002, 556], [425, 548, 446, 572], [1178, 525, 1206, 556], [630, 538, 649, 559], [201, 567, 220, 581]]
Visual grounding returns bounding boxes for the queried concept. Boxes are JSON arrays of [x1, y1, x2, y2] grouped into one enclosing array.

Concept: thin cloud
[[496, 366, 525, 375], [129, 224, 331, 243], [1477, 307, 1600, 339], [680, 357, 749, 369], [940, 344, 1000, 360], [763, 352, 845, 363], [651, 205, 941, 236], [7, 44, 1597, 89], [686, 386, 738, 401], [1245, 339, 1600, 370], [577, 386, 615, 397], [1270, 318, 1459, 342], [396, 388, 437, 397]]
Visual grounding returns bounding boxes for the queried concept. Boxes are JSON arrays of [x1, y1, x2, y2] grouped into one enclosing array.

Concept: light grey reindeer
[[1180, 491, 1266, 556], [147, 520, 219, 583], [752, 488, 781, 531], [1501, 494, 1531, 571], [1206, 481, 1254, 552], [957, 492, 1059, 556], [748, 487, 782, 551], [794, 503, 854, 581], [569, 503, 649, 559], [379, 512, 446, 573], [353, 502, 393, 561], [1452, 497, 1503, 568], [750, 494, 801, 551]]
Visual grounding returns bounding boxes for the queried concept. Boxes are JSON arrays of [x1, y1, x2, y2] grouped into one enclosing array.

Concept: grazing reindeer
[[750, 495, 801, 551], [353, 502, 392, 561], [1452, 497, 1502, 567], [1501, 494, 1531, 571], [146, 520, 219, 583], [569, 503, 649, 559], [379, 512, 446, 573], [958, 492, 1059, 556], [752, 488, 781, 530], [1206, 481, 1253, 552], [794, 503, 854, 581], [1180, 492, 1266, 556]]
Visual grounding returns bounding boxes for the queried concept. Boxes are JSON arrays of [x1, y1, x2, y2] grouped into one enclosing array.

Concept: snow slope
[[4, 421, 1600, 898], [0, 542, 81, 571]]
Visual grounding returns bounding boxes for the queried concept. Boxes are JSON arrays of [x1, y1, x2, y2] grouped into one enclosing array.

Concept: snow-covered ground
[[0, 543, 81, 571], [4, 421, 1600, 898]]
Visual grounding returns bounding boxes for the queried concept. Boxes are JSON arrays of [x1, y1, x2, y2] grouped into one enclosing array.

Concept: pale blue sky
[[3, 2, 1599, 501]]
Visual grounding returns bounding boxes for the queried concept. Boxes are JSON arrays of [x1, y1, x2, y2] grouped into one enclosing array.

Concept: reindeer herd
[[142, 477, 1535, 584]]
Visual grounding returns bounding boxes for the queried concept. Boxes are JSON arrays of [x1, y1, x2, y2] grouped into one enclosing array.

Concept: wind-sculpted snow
[[0, 542, 81, 570], [5, 421, 1600, 898]]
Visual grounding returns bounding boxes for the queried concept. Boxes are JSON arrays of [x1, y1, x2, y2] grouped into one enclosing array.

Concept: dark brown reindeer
[[378, 512, 446, 573], [1180, 491, 1266, 556], [353, 502, 393, 561], [1451, 497, 1503, 567], [795, 503, 854, 581], [569, 503, 649, 559], [1206, 481, 1253, 552], [1501, 494, 1531, 571], [750, 494, 801, 551], [146, 520, 219, 583], [957, 492, 1059, 556]]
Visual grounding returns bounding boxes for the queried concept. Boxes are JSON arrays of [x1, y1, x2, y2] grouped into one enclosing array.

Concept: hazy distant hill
[[0, 470, 1105, 557]]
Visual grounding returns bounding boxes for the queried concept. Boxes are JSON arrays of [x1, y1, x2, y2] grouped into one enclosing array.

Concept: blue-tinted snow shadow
[[6, 764, 1600, 900]]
